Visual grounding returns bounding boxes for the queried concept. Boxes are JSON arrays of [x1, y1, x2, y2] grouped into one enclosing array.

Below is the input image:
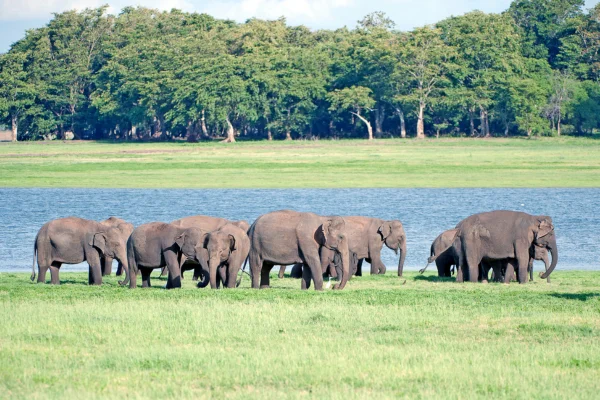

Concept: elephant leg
[[503, 261, 515, 284], [370, 254, 386, 275], [49, 262, 61, 285], [260, 262, 273, 289], [37, 263, 50, 283], [88, 263, 102, 286], [355, 259, 363, 276], [465, 252, 480, 283], [303, 252, 324, 291], [278, 265, 286, 279], [164, 251, 182, 289], [515, 250, 529, 285], [102, 256, 114, 276], [141, 268, 152, 288], [116, 261, 123, 276], [249, 251, 262, 289], [301, 265, 312, 290], [456, 251, 465, 283], [528, 258, 534, 282]]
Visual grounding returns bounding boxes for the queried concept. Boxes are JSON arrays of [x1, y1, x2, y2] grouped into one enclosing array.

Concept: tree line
[[1, 0, 600, 142]]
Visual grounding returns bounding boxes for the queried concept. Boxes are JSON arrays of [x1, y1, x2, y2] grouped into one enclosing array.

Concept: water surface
[[0, 188, 598, 273]]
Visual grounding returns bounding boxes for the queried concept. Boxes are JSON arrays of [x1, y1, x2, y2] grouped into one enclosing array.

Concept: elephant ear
[[536, 218, 554, 239], [89, 232, 107, 255], [175, 233, 185, 249], [378, 223, 392, 240], [228, 234, 237, 251]]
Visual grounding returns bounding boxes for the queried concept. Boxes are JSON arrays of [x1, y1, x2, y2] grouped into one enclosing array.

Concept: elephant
[[487, 244, 551, 283], [248, 210, 350, 291], [427, 229, 460, 277], [429, 211, 558, 284], [123, 222, 207, 289], [31, 217, 128, 285], [168, 215, 249, 284], [101, 217, 134, 276], [319, 217, 406, 277], [202, 223, 250, 289]]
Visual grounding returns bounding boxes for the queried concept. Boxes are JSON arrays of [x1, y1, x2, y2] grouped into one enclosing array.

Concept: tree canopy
[[1, 1, 600, 141]]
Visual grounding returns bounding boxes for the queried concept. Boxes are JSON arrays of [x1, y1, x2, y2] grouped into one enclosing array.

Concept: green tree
[[328, 86, 376, 140], [0, 51, 36, 141]]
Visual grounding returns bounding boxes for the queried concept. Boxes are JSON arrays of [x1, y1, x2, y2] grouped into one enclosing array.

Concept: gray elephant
[[101, 217, 134, 276], [248, 210, 350, 291], [319, 217, 406, 277], [488, 244, 551, 283], [425, 229, 460, 278], [123, 222, 207, 289], [169, 215, 249, 284], [202, 223, 250, 289], [430, 211, 558, 283], [31, 217, 128, 285]]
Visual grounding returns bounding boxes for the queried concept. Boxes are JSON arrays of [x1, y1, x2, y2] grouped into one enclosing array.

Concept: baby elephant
[[124, 222, 206, 289], [32, 217, 128, 285], [202, 223, 250, 289]]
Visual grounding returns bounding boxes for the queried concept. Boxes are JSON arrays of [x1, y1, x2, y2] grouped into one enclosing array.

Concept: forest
[[1, 0, 599, 142]]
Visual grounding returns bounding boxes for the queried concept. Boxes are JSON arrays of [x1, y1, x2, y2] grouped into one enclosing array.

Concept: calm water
[[0, 188, 598, 273]]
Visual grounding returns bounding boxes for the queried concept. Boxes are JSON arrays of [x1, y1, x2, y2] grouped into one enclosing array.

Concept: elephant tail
[[236, 255, 250, 288], [31, 232, 39, 281], [420, 230, 461, 274]]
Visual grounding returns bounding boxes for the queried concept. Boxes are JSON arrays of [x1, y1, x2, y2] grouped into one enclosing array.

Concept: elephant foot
[[260, 285, 270, 289], [481, 280, 488, 284]]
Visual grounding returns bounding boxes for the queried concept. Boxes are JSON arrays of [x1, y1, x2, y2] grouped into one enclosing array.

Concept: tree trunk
[[285, 108, 293, 140], [479, 107, 486, 137], [131, 125, 138, 140], [557, 115, 561, 136], [223, 117, 236, 143], [200, 110, 208, 138], [484, 111, 490, 138], [416, 103, 425, 139], [504, 122, 509, 137], [374, 105, 385, 138], [469, 108, 475, 137], [353, 111, 373, 140], [397, 108, 406, 138], [11, 114, 17, 142], [265, 116, 272, 141]]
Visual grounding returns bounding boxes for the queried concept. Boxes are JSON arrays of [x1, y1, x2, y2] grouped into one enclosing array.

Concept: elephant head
[[532, 216, 558, 279], [204, 230, 237, 288], [176, 228, 208, 272], [378, 220, 407, 277], [421, 228, 461, 274], [316, 217, 350, 290], [89, 227, 129, 279]]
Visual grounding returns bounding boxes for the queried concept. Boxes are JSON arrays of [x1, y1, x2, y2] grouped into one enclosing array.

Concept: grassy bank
[[1, 137, 599, 188], [0, 271, 598, 399]]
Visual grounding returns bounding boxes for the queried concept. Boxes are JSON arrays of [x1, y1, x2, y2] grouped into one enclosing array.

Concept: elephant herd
[[30, 209, 557, 290]]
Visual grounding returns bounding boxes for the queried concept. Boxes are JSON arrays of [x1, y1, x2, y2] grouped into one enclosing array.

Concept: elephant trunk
[[539, 239, 558, 279], [397, 239, 407, 277], [209, 256, 219, 289], [333, 238, 350, 290]]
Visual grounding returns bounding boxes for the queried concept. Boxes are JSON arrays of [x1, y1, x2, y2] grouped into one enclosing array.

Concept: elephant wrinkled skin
[[203, 223, 250, 289], [31, 217, 128, 285], [124, 222, 207, 289], [248, 210, 350, 290]]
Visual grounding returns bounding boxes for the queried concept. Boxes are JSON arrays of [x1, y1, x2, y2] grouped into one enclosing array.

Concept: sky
[[0, 0, 599, 53]]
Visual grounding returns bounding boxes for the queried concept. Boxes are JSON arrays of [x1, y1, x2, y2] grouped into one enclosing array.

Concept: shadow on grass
[[548, 292, 600, 302], [413, 275, 456, 283]]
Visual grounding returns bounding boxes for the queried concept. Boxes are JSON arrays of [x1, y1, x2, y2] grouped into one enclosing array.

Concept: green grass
[[1, 271, 599, 399], [1, 137, 599, 188]]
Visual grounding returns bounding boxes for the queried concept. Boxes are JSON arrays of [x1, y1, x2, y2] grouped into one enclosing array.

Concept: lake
[[0, 188, 598, 273]]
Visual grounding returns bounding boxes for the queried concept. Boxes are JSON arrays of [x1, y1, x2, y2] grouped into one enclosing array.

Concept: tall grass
[[1, 271, 598, 399]]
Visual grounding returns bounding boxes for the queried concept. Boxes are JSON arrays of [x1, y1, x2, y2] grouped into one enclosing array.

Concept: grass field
[[1, 137, 599, 188], [0, 272, 599, 399]]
